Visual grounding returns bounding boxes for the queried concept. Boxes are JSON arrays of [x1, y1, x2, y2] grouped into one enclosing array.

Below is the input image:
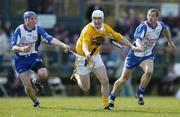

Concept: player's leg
[[19, 71, 40, 107], [31, 62, 47, 92], [90, 54, 110, 110], [74, 64, 91, 92], [109, 68, 132, 108], [139, 59, 154, 89], [109, 53, 139, 108], [76, 74, 91, 92], [70, 68, 91, 92], [71, 67, 91, 92], [93, 65, 110, 109], [136, 59, 154, 105], [36, 67, 48, 81], [71, 56, 91, 92]]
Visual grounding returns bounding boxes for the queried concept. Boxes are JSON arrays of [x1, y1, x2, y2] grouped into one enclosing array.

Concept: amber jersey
[[75, 22, 123, 56]]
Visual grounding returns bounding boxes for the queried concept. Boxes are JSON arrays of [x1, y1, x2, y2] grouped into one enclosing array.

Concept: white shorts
[[75, 54, 104, 75]]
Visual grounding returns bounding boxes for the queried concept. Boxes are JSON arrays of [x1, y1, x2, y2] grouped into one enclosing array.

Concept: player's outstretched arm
[[162, 28, 176, 50], [119, 36, 133, 48], [119, 36, 144, 52], [50, 38, 71, 52]]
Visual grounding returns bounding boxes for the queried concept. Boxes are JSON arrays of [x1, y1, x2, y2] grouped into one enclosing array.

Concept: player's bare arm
[[12, 44, 33, 53], [82, 42, 91, 59], [162, 28, 176, 50], [120, 36, 144, 52], [50, 38, 71, 52]]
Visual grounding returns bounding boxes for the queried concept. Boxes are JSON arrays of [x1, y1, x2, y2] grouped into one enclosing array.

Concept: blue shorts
[[14, 53, 44, 74], [125, 53, 154, 69]]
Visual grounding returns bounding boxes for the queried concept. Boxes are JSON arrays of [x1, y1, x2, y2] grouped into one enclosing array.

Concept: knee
[[82, 86, 90, 92], [37, 69, 48, 81], [101, 78, 109, 86]]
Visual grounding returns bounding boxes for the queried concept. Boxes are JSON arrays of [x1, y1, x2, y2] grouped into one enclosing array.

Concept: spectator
[[0, 28, 9, 67]]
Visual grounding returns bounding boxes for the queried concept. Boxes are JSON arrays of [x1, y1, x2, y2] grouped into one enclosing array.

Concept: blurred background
[[0, 0, 180, 98]]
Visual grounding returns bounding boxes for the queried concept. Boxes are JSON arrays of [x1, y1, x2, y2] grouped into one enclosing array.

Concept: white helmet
[[91, 10, 104, 19]]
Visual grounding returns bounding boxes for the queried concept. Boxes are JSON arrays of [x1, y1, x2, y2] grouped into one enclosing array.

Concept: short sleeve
[[134, 23, 147, 40]]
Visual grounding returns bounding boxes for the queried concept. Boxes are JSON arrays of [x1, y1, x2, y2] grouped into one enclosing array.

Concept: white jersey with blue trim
[[11, 24, 53, 56], [133, 21, 166, 57]]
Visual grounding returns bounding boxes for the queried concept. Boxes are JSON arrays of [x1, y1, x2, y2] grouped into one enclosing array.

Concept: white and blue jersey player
[[109, 8, 176, 109], [11, 11, 71, 107], [126, 20, 166, 69]]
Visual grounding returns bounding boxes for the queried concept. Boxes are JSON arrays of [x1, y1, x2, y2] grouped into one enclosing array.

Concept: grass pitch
[[0, 96, 180, 117]]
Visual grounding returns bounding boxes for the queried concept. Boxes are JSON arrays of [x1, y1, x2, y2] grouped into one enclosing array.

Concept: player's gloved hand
[[63, 44, 71, 53]]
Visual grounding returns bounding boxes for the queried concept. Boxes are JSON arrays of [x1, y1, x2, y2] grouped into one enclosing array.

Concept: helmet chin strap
[[24, 18, 29, 25]]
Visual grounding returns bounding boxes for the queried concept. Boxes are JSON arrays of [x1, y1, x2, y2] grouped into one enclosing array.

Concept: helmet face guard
[[23, 11, 37, 22]]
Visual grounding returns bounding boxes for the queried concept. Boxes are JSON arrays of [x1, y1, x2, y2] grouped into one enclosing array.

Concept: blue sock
[[109, 92, 116, 101], [33, 98, 39, 106], [137, 86, 144, 95]]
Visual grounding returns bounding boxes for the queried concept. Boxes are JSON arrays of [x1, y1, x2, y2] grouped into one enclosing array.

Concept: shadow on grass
[[39, 106, 110, 112], [116, 109, 180, 115], [39, 106, 180, 115]]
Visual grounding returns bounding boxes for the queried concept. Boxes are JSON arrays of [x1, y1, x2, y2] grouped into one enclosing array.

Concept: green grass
[[0, 96, 180, 117]]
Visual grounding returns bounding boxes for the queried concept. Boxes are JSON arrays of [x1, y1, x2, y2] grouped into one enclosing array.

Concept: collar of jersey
[[146, 21, 157, 29], [23, 24, 36, 32], [91, 22, 104, 32]]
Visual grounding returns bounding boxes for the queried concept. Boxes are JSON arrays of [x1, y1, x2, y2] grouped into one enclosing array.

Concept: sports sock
[[137, 86, 144, 95], [109, 92, 116, 101], [102, 96, 109, 107], [32, 98, 39, 105]]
